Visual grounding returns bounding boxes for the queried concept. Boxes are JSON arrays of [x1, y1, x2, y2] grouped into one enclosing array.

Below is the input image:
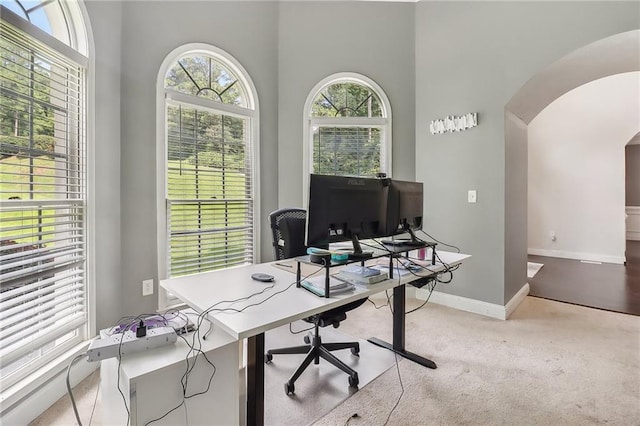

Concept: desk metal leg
[[368, 285, 437, 369], [247, 333, 265, 426]]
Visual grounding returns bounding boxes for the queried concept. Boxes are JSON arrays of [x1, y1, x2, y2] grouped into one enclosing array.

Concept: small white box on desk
[[100, 324, 239, 426]]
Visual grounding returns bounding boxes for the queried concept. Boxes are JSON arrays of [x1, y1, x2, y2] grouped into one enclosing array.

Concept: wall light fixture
[[430, 113, 478, 135]]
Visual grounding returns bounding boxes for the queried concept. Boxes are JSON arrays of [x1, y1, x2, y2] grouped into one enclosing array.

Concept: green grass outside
[[166, 159, 252, 274], [0, 156, 59, 244], [1, 156, 253, 273]]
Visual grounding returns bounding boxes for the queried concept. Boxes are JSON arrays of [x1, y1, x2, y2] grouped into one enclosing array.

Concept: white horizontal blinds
[[0, 19, 86, 378], [312, 126, 382, 177], [167, 103, 253, 277], [310, 80, 386, 178]]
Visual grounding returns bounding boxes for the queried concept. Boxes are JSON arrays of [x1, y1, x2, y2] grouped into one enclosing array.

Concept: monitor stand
[[348, 235, 373, 260], [381, 229, 423, 247]]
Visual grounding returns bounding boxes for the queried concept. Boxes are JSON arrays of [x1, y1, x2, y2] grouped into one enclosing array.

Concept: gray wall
[[277, 2, 416, 208], [627, 144, 640, 206], [119, 1, 279, 315], [85, 1, 123, 331], [415, 2, 639, 305], [85, 0, 638, 323]]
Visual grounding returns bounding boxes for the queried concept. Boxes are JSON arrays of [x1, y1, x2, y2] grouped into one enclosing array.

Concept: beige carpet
[[263, 321, 396, 425], [30, 295, 640, 425], [313, 295, 640, 425]]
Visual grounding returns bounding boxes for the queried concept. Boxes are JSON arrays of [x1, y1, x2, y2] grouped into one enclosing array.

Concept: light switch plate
[[468, 190, 477, 203]]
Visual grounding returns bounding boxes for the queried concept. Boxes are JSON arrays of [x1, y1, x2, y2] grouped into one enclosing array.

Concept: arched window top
[[302, 72, 392, 198], [2, 0, 88, 55], [165, 53, 250, 108], [309, 74, 388, 118], [156, 43, 260, 306]]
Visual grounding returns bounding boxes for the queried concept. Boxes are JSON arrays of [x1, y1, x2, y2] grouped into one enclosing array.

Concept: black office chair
[[265, 208, 367, 395]]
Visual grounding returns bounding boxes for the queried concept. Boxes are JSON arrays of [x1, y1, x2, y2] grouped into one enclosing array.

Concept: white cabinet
[[100, 327, 239, 425]]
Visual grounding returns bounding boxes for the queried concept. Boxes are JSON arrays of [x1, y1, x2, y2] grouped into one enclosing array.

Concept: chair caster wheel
[[264, 353, 273, 364], [303, 335, 310, 344], [348, 375, 359, 388], [285, 381, 295, 395], [350, 346, 360, 356]]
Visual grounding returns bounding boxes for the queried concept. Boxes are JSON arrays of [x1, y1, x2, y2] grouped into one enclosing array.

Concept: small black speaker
[[309, 253, 331, 264]]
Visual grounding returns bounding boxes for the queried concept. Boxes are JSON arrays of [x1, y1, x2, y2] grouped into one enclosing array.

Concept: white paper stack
[[300, 275, 354, 296]]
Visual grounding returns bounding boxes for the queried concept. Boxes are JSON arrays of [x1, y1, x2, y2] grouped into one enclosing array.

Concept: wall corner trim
[[505, 283, 530, 320], [416, 283, 530, 321]]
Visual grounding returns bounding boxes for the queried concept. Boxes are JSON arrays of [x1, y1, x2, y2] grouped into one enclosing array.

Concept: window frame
[[302, 72, 392, 204], [156, 44, 260, 310], [0, 1, 93, 397]]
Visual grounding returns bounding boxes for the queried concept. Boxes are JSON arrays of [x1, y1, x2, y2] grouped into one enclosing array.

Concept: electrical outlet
[[142, 279, 154, 296], [467, 190, 477, 203]]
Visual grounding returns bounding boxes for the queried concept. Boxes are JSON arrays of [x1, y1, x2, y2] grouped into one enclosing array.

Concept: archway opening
[[504, 30, 640, 313]]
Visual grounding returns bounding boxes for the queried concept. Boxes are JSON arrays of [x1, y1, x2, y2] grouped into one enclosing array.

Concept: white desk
[[100, 326, 239, 425], [161, 250, 470, 425]]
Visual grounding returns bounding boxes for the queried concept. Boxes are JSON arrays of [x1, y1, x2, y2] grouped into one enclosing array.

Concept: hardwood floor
[[528, 240, 640, 316]]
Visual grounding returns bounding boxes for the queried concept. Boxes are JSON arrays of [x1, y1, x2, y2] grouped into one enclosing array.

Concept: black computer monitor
[[306, 174, 388, 258], [384, 179, 423, 245]]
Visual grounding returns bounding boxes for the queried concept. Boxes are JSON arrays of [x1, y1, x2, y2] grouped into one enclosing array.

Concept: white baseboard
[[415, 283, 530, 321], [626, 206, 640, 241], [528, 248, 625, 265], [505, 283, 530, 319]]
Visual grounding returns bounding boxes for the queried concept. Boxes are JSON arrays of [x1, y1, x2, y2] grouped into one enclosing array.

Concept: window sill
[[1, 340, 96, 423]]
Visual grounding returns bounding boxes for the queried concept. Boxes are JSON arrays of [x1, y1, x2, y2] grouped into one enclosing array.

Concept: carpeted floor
[[263, 321, 396, 425], [314, 295, 640, 425], [30, 295, 639, 425]]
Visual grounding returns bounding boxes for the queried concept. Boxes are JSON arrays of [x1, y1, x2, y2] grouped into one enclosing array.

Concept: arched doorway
[[504, 30, 640, 314]]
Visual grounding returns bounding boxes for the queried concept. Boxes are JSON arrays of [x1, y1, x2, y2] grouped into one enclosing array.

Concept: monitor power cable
[[418, 229, 461, 253], [383, 353, 404, 426]]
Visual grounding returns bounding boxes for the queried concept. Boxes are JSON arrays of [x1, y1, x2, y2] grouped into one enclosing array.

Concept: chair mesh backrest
[[269, 208, 307, 260], [270, 207, 367, 319]]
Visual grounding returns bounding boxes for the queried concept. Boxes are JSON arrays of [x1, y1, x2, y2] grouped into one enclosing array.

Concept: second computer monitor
[[385, 179, 423, 243]]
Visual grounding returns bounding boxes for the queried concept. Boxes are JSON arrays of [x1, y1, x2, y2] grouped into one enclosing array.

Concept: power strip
[[87, 326, 178, 362]]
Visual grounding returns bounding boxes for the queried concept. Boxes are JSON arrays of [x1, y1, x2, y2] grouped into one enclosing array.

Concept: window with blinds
[[307, 76, 391, 180], [161, 51, 256, 294], [0, 12, 87, 387], [312, 126, 382, 177], [166, 104, 253, 276]]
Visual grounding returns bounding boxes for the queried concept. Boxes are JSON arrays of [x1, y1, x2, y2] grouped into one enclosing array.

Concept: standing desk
[[160, 249, 470, 426]]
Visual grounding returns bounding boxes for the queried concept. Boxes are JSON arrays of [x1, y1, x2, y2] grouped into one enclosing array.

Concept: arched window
[[0, 1, 89, 389], [303, 73, 392, 201], [157, 45, 259, 308]]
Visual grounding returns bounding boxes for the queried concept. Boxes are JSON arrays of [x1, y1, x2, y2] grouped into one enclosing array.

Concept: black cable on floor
[[66, 353, 88, 426], [383, 353, 404, 426]]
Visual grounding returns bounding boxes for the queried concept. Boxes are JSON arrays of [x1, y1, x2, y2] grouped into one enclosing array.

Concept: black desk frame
[[246, 243, 438, 426]]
